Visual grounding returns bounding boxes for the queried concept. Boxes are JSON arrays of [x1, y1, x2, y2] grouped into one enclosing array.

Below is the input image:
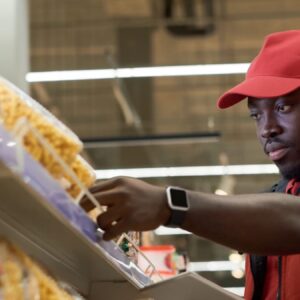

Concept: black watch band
[[164, 186, 189, 228], [165, 209, 187, 228]]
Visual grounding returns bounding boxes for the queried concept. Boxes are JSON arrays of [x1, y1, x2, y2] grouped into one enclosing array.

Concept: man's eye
[[249, 113, 259, 120], [277, 105, 291, 113]]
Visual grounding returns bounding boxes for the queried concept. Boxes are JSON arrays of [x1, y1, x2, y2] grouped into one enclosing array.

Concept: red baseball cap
[[217, 30, 300, 109]]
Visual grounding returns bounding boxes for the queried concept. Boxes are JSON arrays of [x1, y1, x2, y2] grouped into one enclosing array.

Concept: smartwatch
[[164, 186, 190, 228]]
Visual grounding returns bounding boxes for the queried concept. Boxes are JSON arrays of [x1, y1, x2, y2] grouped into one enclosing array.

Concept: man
[[87, 30, 300, 299]]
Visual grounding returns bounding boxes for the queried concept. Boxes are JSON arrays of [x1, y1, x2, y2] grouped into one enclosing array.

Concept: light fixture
[[26, 63, 250, 82], [214, 189, 228, 195], [188, 260, 245, 272], [224, 287, 245, 296], [95, 164, 279, 179], [83, 132, 220, 148], [231, 269, 245, 279]]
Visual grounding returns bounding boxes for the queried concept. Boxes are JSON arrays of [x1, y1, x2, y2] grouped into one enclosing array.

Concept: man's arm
[[183, 190, 300, 255], [87, 177, 300, 255]]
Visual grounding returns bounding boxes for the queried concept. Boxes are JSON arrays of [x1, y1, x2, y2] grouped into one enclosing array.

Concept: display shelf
[[0, 161, 241, 299], [0, 161, 144, 295], [90, 272, 242, 300]]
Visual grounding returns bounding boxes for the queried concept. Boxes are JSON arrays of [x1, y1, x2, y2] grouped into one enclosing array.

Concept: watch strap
[[165, 209, 187, 228]]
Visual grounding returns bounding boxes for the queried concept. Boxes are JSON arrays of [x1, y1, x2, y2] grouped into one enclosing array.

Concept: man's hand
[[85, 177, 170, 240]]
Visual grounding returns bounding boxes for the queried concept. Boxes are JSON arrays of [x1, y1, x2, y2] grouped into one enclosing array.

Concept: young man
[[88, 30, 300, 299]]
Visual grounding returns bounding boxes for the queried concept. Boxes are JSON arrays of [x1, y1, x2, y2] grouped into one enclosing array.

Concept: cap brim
[[217, 76, 300, 109]]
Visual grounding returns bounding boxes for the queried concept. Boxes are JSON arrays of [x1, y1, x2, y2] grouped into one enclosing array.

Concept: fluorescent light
[[188, 261, 245, 296], [214, 189, 228, 195], [224, 287, 245, 296], [95, 164, 279, 179], [188, 260, 245, 272], [26, 69, 116, 82], [83, 132, 220, 148], [154, 226, 191, 235], [26, 63, 250, 82], [187, 260, 245, 296]]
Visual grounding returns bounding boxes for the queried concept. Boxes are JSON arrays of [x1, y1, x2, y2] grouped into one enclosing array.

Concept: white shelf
[[0, 161, 144, 293], [0, 161, 241, 299]]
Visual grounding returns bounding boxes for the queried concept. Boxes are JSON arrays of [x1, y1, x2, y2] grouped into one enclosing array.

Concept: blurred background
[[2, 0, 300, 296]]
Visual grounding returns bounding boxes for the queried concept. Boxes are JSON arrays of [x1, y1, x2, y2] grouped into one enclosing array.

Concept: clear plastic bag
[[0, 240, 84, 300], [66, 155, 96, 199], [0, 77, 82, 181], [0, 240, 41, 300], [0, 78, 156, 286], [0, 77, 97, 201], [20, 248, 84, 300], [25, 263, 74, 300]]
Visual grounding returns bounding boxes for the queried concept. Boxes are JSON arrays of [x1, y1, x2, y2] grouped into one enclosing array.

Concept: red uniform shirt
[[244, 179, 300, 300]]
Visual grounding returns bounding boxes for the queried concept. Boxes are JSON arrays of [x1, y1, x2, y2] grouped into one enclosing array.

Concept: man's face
[[248, 89, 300, 179]]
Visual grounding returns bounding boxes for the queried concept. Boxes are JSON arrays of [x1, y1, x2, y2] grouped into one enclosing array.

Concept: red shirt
[[261, 256, 279, 300], [244, 179, 300, 300], [244, 255, 300, 300]]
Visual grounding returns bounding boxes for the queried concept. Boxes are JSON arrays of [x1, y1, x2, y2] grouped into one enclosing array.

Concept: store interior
[[0, 0, 300, 299]]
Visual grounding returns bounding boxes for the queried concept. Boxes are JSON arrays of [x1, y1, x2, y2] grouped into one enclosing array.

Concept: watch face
[[170, 188, 188, 208]]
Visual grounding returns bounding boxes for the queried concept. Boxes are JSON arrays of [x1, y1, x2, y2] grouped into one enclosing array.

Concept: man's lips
[[264, 140, 290, 161], [267, 147, 289, 161]]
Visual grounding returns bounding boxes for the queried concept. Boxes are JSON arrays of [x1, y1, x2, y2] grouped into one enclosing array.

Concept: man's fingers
[[89, 180, 114, 193], [89, 177, 127, 193], [102, 219, 128, 241], [80, 190, 117, 211], [97, 207, 121, 231], [80, 197, 95, 212]]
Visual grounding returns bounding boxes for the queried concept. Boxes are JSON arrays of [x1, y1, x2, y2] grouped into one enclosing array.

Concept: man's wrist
[[162, 203, 172, 226], [156, 186, 171, 226]]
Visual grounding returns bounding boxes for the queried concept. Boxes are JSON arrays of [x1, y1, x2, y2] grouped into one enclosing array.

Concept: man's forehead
[[247, 97, 263, 108], [247, 92, 300, 110], [247, 96, 282, 109]]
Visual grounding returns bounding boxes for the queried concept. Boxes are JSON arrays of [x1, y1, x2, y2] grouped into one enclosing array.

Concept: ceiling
[[27, 0, 300, 290]]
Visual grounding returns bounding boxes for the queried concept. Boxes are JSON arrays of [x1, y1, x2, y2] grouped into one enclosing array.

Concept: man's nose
[[260, 115, 282, 139]]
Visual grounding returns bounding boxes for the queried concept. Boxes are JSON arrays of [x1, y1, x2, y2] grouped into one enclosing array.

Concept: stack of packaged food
[[0, 240, 85, 299], [0, 78, 96, 199], [0, 77, 141, 264]]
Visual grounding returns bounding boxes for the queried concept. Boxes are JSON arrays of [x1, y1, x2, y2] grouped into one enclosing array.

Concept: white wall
[[0, 0, 29, 92]]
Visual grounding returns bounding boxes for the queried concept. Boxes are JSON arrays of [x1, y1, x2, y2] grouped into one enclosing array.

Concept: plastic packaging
[[66, 155, 96, 198], [0, 240, 84, 300], [0, 124, 152, 287], [0, 123, 98, 242], [0, 77, 97, 201], [22, 257, 74, 300], [0, 241, 41, 300], [0, 78, 154, 287], [1, 256, 26, 299], [0, 77, 82, 182]]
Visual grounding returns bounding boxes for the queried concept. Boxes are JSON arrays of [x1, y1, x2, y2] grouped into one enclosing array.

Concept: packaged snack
[[66, 155, 96, 199], [0, 240, 82, 300], [0, 241, 40, 300], [0, 77, 82, 180], [24, 261, 73, 300], [0, 77, 100, 201], [1, 259, 24, 299]]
